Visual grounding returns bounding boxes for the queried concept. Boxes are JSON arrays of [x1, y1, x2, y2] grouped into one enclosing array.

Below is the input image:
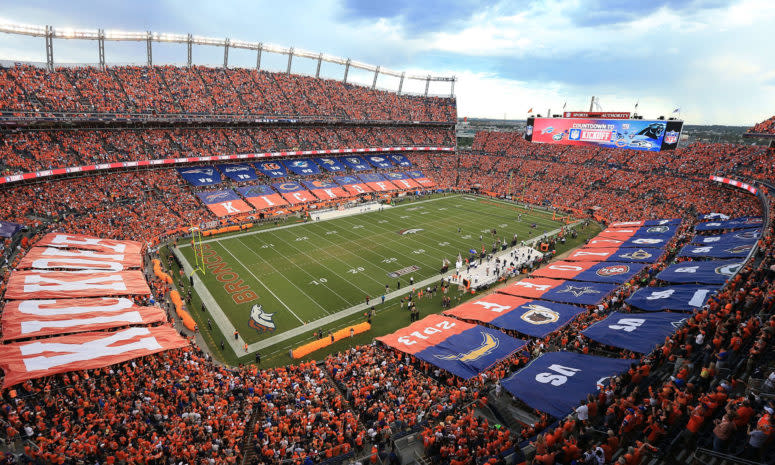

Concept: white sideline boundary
[[174, 215, 581, 355]]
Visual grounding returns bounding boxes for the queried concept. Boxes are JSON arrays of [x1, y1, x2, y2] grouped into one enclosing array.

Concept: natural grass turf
[[162, 194, 601, 367]]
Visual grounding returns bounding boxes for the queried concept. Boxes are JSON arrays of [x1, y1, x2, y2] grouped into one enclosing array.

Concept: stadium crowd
[[748, 115, 775, 135], [0, 126, 454, 175], [0, 64, 456, 123], [1, 62, 775, 465]]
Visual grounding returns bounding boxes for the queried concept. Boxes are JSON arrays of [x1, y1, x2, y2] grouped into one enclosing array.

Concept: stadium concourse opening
[[0, 18, 774, 465]]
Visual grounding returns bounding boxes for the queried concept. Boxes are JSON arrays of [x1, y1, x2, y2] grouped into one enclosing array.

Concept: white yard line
[[304, 219, 441, 271], [272, 227, 389, 288], [233, 237, 331, 314], [263, 230, 368, 304], [244, 221, 581, 353], [219, 240, 307, 323]]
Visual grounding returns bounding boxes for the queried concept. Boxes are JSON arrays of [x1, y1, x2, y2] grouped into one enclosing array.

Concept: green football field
[[178, 194, 567, 349]]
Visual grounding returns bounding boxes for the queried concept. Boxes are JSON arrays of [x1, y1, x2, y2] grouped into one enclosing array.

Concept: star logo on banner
[[670, 319, 688, 329], [556, 285, 600, 297]]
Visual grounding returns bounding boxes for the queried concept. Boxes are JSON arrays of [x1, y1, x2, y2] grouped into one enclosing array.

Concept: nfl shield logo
[[664, 131, 679, 144]]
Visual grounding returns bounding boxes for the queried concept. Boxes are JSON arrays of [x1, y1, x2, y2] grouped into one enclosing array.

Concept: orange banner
[[0, 326, 188, 388], [6, 270, 151, 299], [2, 298, 166, 340], [19, 246, 143, 271]]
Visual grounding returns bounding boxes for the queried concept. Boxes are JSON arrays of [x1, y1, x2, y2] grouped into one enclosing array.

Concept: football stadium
[[0, 5, 774, 465]]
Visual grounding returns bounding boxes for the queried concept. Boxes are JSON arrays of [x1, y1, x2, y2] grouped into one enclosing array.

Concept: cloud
[[339, 0, 486, 36], [0, 0, 772, 125]]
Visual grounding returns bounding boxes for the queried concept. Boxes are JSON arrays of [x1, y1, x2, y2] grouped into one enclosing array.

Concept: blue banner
[[502, 352, 633, 418], [407, 170, 427, 179], [567, 246, 666, 263], [389, 154, 412, 167], [255, 161, 288, 178], [540, 281, 618, 305], [357, 173, 388, 183], [500, 278, 617, 305], [365, 155, 394, 169], [0, 221, 22, 238], [416, 326, 527, 379], [443, 294, 586, 338], [332, 175, 362, 186], [625, 285, 719, 312], [585, 236, 670, 249], [376, 315, 526, 380], [283, 158, 320, 175], [690, 230, 760, 246], [217, 164, 259, 182], [314, 157, 347, 172], [177, 167, 221, 186], [582, 312, 687, 354], [384, 172, 412, 181], [657, 260, 742, 284], [236, 184, 276, 197], [341, 156, 371, 171], [196, 189, 242, 205], [608, 219, 681, 228], [272, 181, 306, 193], [677, 243, 754, 259], [694, 217, 763, 231]]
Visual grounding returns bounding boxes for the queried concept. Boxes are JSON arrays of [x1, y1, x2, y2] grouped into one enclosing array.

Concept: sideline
[[175, 219, 579, 354]]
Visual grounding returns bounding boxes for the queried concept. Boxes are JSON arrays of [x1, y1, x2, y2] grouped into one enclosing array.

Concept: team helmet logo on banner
[[596, 265, 631, 276], [620, 249, 653, 260], [435, 332, 499, 362], [520, 305, 560, 324], [646, 226, 669, 233]]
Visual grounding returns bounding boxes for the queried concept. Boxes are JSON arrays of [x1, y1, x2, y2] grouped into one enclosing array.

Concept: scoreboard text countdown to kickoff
[[525, 116, 683, 152]]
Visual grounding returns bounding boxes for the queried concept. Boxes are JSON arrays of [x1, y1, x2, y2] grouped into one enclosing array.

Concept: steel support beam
[[286, 47, 293, 74], [397, 72, 405, 95], [424, 75, 431, 96], [315, 53, 322, 78], [97, 29, 105, 69], [256, 43, 263, 70], [450, 77, 455, 97], [223, 38, 230, 68], [146, 31, 152, 66], [343, 58, 351, 83], [371, 66, 380, 89], [187, 34, 192, 67], [45, 25, 54, 70]]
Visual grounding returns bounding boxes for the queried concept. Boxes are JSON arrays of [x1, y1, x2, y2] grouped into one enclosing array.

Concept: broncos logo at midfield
[[435, 332, 499, 362]]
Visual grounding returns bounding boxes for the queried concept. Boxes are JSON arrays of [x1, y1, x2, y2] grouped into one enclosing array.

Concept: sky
[[0, 0, 773, 125]]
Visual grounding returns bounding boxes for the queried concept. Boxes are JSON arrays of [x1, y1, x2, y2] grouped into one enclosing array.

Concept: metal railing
[[0, 22, 456, 97]]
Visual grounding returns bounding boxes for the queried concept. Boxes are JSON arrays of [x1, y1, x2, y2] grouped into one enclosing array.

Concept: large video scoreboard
[[525, 117, 683, 151]]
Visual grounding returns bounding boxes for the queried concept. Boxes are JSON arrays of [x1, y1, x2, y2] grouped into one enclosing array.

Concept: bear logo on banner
[[596, 265, 630, 276], [620, 249, 653, 260], [248, 304, 276, 332], [435, 332, 499, 362], [520, 305, 560, 324]]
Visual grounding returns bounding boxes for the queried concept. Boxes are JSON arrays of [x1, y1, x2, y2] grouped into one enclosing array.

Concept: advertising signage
[[525, 117, 683, 152], [562, 111, 630, 119]]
